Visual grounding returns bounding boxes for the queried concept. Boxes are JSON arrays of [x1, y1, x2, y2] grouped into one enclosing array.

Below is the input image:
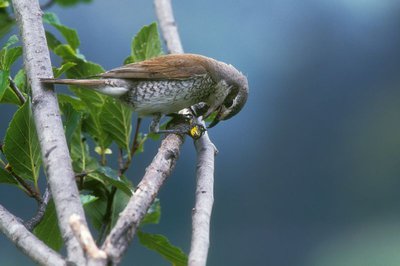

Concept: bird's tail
[[41, 78, 129, 97], [40, 78, 106, 88]]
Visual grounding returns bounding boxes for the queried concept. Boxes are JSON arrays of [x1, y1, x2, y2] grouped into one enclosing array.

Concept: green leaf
[[2, 46, 22, 70], [0, 0, 9, 8], [55, 0, 92, 7], [13, 69, 27, 94], [94, 166, 133, 196], [0, 35, 22, 71], [123, 55, 134, 65], [100, 98, 132, 153], [42, 11, 61, 25], [59, 101, 81, 147], [45, 31, 62, 51], [83, 195, 107, 231], [4, 100, 41, 183], [66, 61, 103, 78], [43, 12, 80, 50], [0, 167, 17, 185], [33, 200, 63, 251], [80, 194, 98, 205], [130, 22, 162, 62], [111, 188, 131, 228], [53, 62, 77, 78], [2, 34, 18, 49], [82, 112, 112, 150], [141, 199, 161, 226], [52, 43, 103, 79], [1, 86, 20, 105], [0, 13, 14, 40], [71, 87, 113, 150], [70, 122, 98, 172], [137, 231, 188, 266], [0, 69, 9, 101], [53, 44, 80, 61], [58, 94, 86, 112], [72, 87, 105, 110]]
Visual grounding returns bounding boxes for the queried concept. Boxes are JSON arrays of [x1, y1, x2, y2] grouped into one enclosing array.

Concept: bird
[[41, 53, 249, 138]]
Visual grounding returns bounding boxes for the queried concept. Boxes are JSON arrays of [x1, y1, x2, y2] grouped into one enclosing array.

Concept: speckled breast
[[120, 75, 216, 116]]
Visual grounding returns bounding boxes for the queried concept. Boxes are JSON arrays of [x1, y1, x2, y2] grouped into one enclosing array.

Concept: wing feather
[[100, 54, 211, 80]]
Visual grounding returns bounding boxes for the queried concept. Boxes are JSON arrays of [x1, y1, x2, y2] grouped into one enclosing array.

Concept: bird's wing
[[100, 54, 210, 80]]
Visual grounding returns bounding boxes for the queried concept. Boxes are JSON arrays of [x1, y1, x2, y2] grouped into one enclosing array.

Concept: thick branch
[[0, 204, 66, 266], [154, 0, 184, 54], [189, 132, 215, 265], [11, 0, 87, 264], [102, 134, 184, 264], [154, 1, 216, 265]]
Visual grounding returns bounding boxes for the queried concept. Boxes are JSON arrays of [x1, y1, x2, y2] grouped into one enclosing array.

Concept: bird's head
[[207, 61, 249, 128]]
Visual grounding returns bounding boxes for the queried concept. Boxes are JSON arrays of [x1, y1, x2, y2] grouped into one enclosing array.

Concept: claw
[[149, 114, 162, 133], [189, 123, 206, 139]]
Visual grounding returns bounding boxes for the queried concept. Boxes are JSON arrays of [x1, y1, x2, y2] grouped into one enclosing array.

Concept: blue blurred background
[[2, 0, 400, 265]]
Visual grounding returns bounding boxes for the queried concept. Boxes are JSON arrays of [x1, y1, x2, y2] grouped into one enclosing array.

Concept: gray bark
[[102, 134, 184, 264], [11, 0, 88, 264], [0, 204, 66, 266]]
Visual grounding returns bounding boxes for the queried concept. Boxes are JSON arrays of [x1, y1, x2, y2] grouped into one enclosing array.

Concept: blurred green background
[[2, 0, 400, 265]]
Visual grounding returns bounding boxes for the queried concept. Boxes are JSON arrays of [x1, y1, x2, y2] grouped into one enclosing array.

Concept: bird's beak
[[207, 106, 223, 128]]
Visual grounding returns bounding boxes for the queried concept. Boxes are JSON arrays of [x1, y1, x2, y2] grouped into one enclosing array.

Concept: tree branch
[[69, 214, 107, 264], [102, 134, 184, 264], [11, 0, 88, 264], [5, 165, 41, 203], [0, 204, 66, 266], [8, 76, 26, 105], [154, 0, 184, 54], [154, 1, 217, 265], [24, 184, 51, 231], [189, 132, 216, 266]]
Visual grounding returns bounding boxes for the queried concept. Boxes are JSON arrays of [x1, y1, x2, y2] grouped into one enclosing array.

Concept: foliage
[[0, 9, 186, 265]]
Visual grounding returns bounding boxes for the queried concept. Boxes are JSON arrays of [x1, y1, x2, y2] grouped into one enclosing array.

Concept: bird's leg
[[149, 113, 162, 133], [150, 109, 206, 139], [149, 113, 185, 135]]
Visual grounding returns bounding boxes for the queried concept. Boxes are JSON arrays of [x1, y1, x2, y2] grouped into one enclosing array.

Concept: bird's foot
[[150, 113, 206, 139]]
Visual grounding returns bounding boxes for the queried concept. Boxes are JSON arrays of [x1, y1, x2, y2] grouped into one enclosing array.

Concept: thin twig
[[8, 76, 26, 104], [154, 1, 217, 265], [24, 184, 52, 230], [5, 165, 42, 203], [121, 117, 142, 175], [12, 0, 88, 264], [0, 204, 66, 266], [102, 133, 184, 264]]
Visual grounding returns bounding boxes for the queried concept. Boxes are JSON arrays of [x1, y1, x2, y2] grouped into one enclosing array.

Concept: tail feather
[[40, 78, 106, 87]]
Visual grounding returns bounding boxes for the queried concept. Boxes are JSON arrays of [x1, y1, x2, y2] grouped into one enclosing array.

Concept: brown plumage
[[41, 54, 249, 132]]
